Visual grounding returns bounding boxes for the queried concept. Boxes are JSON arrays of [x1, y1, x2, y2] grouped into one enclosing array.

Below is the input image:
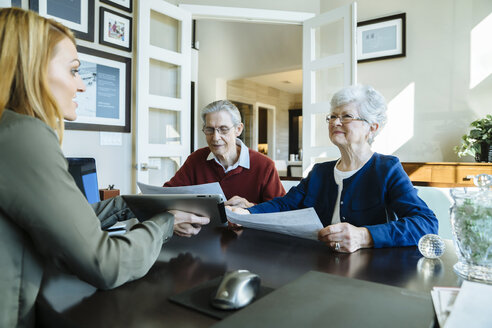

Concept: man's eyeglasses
[[326, 114, 368, 124], [202, 125, 235, 135]]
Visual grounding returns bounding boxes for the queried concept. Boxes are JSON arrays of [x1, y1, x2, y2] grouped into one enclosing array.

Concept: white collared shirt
[[207, 138, 250, 173]]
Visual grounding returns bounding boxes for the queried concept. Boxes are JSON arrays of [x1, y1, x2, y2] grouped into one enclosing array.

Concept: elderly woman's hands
[[224, 205, 249, 229], [225, 196, 255, 209], [168, 210, 210, 237], [318, 222, 374, 253]]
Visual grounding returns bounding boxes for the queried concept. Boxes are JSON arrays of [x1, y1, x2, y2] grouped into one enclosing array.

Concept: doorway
[[232, 101, 276, 159], [256, 103, 276, 159], [288, 108, 302, 159], [233, 101, 253, 147]]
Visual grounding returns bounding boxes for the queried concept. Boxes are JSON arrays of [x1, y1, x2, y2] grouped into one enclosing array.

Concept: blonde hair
[[0, 7, 76, 143]]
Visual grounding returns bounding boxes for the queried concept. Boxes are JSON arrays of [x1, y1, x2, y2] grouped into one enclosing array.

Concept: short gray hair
[[330, 84, 387, 144], [201, 100, 242, 126]]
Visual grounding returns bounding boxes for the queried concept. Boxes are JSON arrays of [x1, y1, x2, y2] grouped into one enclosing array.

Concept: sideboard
[[401, 162, 492, 187]]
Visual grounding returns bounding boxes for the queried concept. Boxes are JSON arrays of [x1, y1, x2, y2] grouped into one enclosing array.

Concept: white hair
[[330, 84, 387, 144], [201, 100, 242, 126]]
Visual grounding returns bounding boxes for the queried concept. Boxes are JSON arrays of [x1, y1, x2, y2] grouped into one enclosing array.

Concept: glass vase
[[450, 181, 492, 283]]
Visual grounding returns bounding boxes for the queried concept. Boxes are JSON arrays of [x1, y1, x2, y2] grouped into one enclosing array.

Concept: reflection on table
[[38, 225, 461, 328]]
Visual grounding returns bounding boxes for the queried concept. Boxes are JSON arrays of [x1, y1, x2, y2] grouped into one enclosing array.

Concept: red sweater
[[164, 147, 285, 204]]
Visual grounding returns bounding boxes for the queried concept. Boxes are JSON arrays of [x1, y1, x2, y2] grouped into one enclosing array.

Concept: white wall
[[62, 131, 133, 194], [321, 0, 492, 162]]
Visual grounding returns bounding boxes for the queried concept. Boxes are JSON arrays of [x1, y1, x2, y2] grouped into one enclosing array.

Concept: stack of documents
[[226, 207, 323, 241], [137, 181, 226, 201], [431, 286, 460, 327], [431, 280, 492, 327]]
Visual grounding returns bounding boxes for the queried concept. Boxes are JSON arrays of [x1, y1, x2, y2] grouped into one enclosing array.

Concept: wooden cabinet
[[401, 162, 492, 187]]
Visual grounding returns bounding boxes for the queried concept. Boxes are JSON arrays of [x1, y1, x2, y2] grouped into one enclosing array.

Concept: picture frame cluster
[[27, 0, 133, 132], [28, 0, 133, 51]]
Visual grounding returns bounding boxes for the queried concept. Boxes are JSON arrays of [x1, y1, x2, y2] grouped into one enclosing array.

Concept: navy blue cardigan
[[249, 153, 438, 248]]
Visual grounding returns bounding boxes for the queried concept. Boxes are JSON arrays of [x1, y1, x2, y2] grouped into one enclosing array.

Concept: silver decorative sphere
[[418, 234, 445, 259]]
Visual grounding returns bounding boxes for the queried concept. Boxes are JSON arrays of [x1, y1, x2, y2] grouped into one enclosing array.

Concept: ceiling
[[245, 69, 302, 94]]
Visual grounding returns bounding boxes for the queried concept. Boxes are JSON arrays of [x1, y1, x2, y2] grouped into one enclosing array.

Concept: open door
[[135, 0, 191, 187], [135, 3, 355, 186], [302, 3, 357, 175]]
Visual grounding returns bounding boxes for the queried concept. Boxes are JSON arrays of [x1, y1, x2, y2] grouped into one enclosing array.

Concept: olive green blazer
[[0, 110, 174, 327]]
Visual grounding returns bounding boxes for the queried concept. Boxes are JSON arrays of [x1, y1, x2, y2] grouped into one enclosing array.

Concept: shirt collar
[[207, 138, 250, 172]]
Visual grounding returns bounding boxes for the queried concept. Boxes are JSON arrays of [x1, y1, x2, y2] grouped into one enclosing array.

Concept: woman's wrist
[[359, 227, 374, 248]]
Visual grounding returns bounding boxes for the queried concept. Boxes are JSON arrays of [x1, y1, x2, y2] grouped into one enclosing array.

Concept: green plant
[[454, 114, 492, 158]]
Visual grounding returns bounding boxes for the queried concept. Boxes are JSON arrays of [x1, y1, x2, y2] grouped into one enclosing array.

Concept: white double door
[[135, 1, 357, 187]]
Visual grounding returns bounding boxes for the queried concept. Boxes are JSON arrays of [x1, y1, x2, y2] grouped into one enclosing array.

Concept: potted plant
[[454, 114, 492, 162]]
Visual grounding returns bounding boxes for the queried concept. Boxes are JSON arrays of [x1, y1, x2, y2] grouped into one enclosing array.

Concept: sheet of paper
[[444, 280, 492, 328], [226, 207, 323, 241], [431, 287, 460, 327], [137, 182, 226, 201]]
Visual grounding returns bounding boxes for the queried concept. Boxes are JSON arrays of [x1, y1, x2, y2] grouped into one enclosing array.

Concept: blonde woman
[[0, 8, 208, 327]]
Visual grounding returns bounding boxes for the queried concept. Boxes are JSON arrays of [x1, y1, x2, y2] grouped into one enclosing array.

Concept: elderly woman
[[230, 84, 438, 253], [164, 100, 285, 207]]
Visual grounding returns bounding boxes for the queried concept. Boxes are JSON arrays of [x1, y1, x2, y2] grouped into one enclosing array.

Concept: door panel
[[136, 0, 191, 187], [302, 3, 357, 174]]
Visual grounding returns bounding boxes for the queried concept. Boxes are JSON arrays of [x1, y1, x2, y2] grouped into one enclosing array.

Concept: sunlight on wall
[[166, 125, 180, 144], [470, 13, 492, 89], [372, 82, 415, 155]]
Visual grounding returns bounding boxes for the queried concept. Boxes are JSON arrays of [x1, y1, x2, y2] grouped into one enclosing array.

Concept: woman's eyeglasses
[[202, 125, 235, 135], [326, 114, 368, 124]]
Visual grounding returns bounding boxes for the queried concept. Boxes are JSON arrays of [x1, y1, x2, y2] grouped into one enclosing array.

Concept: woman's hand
[[318, 222, 374, 253], [168, 210, 210, 238], [225, 206, 250, 215], [224, 205, 249, 229], [225, 196, 255, 208]]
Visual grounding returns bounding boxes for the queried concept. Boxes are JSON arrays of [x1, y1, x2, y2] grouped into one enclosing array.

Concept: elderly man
[[164, 100, 285, 208]]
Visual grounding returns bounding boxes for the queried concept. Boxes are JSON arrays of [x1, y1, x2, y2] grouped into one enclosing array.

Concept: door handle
[[139, 163, 159, 171]]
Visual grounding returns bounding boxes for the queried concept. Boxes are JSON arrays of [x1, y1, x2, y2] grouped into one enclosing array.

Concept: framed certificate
[[357, 13, 406, 63], [29, 0, 95, 42], [65, 46, 131, 132]]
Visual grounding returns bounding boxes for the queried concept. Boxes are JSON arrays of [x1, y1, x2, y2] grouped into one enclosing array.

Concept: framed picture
[[65, 46, 131, 132], [99, 6, 132, 52], [357, 13, 406, 63], [0, 0, 22, 7], [100, 0, 132, 13], [29, 0, 94, 42]]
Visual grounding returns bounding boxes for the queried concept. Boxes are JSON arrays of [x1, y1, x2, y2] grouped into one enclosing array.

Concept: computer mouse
[[211, 270, 261, 310]]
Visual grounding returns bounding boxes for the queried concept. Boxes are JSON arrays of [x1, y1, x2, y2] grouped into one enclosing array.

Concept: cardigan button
[[342, 217, 346, 221], [340, 201, 344, 205]]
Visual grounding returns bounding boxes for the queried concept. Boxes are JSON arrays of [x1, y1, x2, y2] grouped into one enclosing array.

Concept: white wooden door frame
[[136, 0, 191, 188], [136, 3, 355, 183], [178, 4, 315, 25], [302, 3, 357, 175]]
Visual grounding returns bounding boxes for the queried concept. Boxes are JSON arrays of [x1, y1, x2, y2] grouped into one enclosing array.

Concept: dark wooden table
[[37, 226, 462, 327]]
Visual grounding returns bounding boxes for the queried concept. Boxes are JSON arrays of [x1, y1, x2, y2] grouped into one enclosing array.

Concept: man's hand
[[168, 210, 210, 237], [318, 222, 374, 253], [225, 196, 254, 209]]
